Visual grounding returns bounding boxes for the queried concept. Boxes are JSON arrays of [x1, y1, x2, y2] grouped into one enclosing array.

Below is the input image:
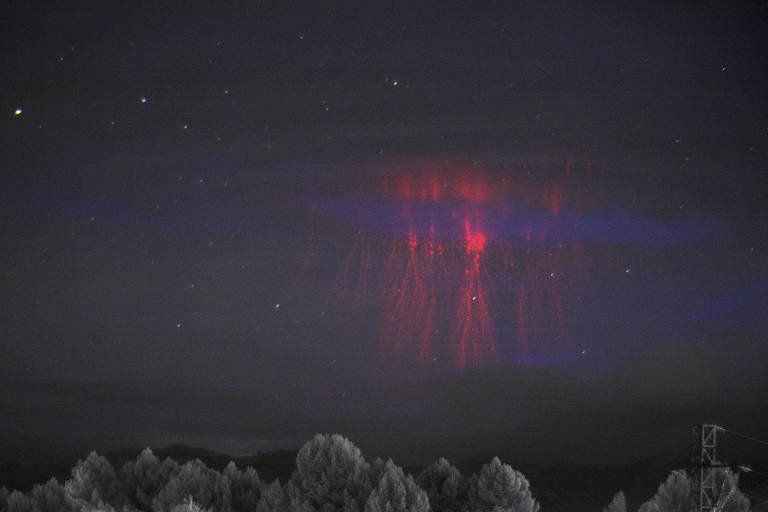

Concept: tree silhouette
[[65, 452, 123, 511], [0, 435, 550, 512], [365, 460, 430, 512], [152, 459, 231, 512], [0, 487, 9, 511], [30, 478, 72, 512], [602, 490, 626, 512], [120, 448, 180, 511], [291, 434, 372, 512], [6, 490, 34, 512], [223, 461, 263, 512], [169, 495, 211, 512], [417, 458, 466, 512], [638, 469, 750, 512], [256, 480, 288, 512], [465, 457, 539, 512]]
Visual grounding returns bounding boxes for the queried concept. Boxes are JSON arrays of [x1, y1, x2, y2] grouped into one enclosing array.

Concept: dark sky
[[1, 1, 768, 468]]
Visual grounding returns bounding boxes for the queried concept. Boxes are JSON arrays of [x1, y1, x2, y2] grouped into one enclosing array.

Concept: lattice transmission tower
[[691, 424, 720, 512]]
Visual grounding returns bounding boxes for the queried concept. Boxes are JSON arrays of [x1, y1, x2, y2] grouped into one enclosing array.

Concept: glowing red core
[[463, 221, 486, 254], [408, 232, 418, 251]]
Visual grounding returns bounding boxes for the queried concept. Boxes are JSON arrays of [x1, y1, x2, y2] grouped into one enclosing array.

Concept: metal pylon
[[692, 424, 719, 512]]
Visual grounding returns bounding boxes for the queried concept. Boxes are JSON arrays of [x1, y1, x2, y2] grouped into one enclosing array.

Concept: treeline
[[0, 434, 752, 512], [604, 468, 750, 512]]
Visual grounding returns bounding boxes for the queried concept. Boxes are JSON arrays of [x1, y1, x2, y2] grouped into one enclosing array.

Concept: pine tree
[[65, 451, 124, 511], [30, 477, 72, 512], [223, 461, 263, 512], [0, 487, 10, 511], [119, 448, 180, 511], [369, 459, 386, 491], [639, 470, 689, 512], [417, 458, 466, 512], [291, 433, 372, 512], [365, 460, 430, 512], [602, 491, 626, 512], [638, 469, 750, 512], [256, 481, 288, 512], [6, 490, 34, 512], [169, 495, 211, 512], [465, 457, 539, 512], [285, 480, 318, 512], [152, 459, 231, 512]]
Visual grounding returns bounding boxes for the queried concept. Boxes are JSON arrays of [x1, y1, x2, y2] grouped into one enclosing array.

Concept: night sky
[[2, 1, 768, 468]]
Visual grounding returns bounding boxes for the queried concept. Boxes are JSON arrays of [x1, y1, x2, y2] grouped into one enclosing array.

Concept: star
[[14, 108, 22, 116]]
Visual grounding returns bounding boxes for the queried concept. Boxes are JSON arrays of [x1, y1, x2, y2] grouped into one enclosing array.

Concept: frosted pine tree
[[256, 481, 289, 512], [6, 490, 34, 512], [365, 459, 430, 512], [417, 458, 466, 512], [291, 433, 372, 512], [29, 477, 72, 512], [223, 461, 263, 512], [65, 452, 124, 511], [638, 470, 690, 512], [370, 458, 386, 490], [601, 491, 626, 512], [170, 495, 211, 512], [465, 457, 539, 512], [152, 459, 231, 512], [119, 448, 180, 511], [638, 469, 750, 512]]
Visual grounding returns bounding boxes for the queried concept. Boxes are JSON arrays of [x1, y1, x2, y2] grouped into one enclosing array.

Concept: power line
[[739, 466, 768, 481], [717, 426, 768, 449], [689, 424, 768, 511]]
